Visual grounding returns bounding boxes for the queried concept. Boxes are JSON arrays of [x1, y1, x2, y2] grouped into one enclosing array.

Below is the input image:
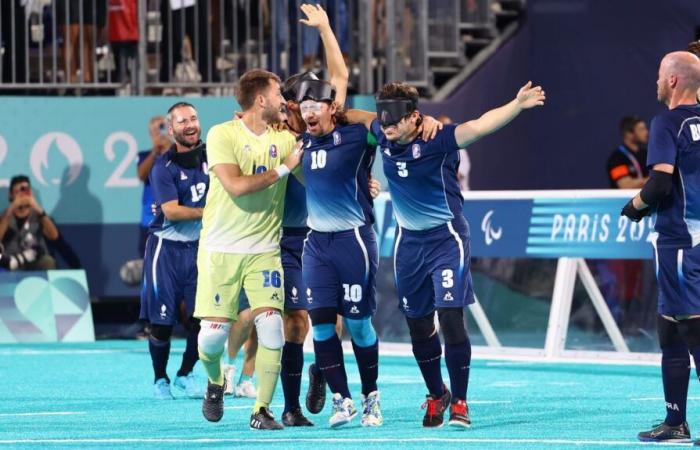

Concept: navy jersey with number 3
[[371, 120, 463, 231], [301, 123, 375, 232], [149, 147, 209, 242]]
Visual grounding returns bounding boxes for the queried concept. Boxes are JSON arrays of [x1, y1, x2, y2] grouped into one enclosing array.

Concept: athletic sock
[[238, 373, 253, 384], [252, 345, 282, 413], [411, 333, 444, 398], [314, 335, 351, 399], [444, 338, 471, 402], [149, 335, 171, 383], [352, 339, 379, 396], [281, 341, 304, 413], [227, 355, 236, 366], [662, 344, 690, 426], [177, 326, 199, 377]]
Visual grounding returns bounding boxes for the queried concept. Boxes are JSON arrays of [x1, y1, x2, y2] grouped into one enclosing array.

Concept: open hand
[[419, 115, 444, 141], [299, 3, 330, 30], [516, 81, 546, 109]]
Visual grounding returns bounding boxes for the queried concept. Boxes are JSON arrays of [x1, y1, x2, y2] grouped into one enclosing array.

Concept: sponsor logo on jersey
[[243, 144, 251, 152], [383, 148, 391, 156], [443, 291, 454, 301], [214, 293, 221, 305], [402, 297, 409, 311], [333, 131, 342, 146], [269, 144, 278, 158], [271, 292, 281, 302], [350, 305, 360, 314], [412, 143, 421, 159], [290, 286, 299, 303], [180, 171, 188, 180]]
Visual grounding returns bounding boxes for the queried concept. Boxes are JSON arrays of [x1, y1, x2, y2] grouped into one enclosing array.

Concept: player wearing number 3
[[348, 80, 546, 428], [140, 102, 207, 400]]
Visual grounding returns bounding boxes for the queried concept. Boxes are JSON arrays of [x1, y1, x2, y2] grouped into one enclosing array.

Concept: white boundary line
[[0, 437, 688, 447], [376, 189, 638, 202], [0, 412, 86, 417]]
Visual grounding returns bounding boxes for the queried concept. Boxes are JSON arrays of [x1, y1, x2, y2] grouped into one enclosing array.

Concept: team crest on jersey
[[412, 144, 421, 159], [269, 144, 278, 158], [214, 293, 221, 305], [333, 131, 342, 146]]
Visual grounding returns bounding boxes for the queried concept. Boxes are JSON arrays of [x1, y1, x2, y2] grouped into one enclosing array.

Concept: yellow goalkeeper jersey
[[200, 119, 296, 254]]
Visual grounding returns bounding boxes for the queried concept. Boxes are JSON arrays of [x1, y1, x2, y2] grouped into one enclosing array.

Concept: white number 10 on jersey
[[311, 150, 327, 169]]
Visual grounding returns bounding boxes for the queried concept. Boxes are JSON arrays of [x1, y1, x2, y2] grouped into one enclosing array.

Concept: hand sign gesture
[[516, 81, 546, 109], [299, 3, 330, 29]]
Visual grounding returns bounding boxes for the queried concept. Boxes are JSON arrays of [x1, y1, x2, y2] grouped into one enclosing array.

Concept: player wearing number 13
[[140, 102, 207, 400], [348, 80, 546, 428]]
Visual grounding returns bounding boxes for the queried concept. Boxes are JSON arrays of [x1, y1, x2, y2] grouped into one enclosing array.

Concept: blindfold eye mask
[[282, 71, 319, 102], [296, 79, 336, 103], [375, 99, 417, 127]]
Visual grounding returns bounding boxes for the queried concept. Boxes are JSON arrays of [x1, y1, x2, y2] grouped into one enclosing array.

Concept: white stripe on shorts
[[447, 221, 465, 275], [152, 236, 164, 295], [354, 227, 370, 284]]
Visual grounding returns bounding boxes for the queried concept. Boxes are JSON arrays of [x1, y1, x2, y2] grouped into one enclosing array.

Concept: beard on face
[[173, 127, 201, 148]]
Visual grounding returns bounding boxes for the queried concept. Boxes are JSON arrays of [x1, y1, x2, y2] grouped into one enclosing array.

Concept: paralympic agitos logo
[[30, 132, 84, 186]]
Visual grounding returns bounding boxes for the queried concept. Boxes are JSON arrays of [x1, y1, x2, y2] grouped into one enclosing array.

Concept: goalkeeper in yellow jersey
[[194, 68, 303, 430]]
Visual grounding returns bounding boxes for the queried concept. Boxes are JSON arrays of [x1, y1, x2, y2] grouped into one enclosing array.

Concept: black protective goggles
[[282, 72, 318, 102], [375, 99, 417, 127], [296, 79, 336, 103]]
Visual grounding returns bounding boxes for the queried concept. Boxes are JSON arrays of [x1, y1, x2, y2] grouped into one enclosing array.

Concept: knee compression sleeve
[[678, 318, 700, 349], [437, 308, 467, 345], [344, 317, 377, 347], [406, 313, 436, 342], [310, 307, 337, 341], [150, 324, 173, 342], [198, 320, 231, 356], [254, 310, 284, 350]]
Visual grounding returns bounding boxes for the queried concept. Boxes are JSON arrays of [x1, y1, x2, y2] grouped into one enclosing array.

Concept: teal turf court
[[0, 340, 692, 449]]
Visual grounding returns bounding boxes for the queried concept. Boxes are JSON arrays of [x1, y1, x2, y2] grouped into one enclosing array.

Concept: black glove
[[621, 199, 649, 222]]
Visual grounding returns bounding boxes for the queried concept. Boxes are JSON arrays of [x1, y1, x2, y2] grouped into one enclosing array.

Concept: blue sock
[[314, 335, 351, 399], [177, 327, 199, 378], [445, 338, 471, 402], [148, 335, 171, 383], [281, 341, 304, 413], [411, 333, 444, 398], [351, 339, 379, 396], [238, 372, 252, 383]]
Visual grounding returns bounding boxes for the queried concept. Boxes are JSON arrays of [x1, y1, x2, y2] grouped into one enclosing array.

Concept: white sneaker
[[223, 364, 235, 396], [234, 379, 257, 398], [361, 391, 383, 427], [329, 393, 357, 428]]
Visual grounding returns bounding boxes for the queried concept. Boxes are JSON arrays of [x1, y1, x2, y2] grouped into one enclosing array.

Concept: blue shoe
[[174, 372, 205, 399], [153, 378, 174, 400]]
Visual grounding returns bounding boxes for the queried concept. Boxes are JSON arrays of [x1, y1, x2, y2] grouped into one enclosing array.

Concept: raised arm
[[454, 81, 545, 147], [300, 3, 349, 106], [346, 109, 377, 129]]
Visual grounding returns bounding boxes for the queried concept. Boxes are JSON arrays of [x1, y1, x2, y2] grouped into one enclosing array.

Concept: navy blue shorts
[[302, 224, 378, 318], [281, 227, 309, 311], [140, 235, 198, 326], [654, 244, 700, 316], [394, 218, 475, 319]]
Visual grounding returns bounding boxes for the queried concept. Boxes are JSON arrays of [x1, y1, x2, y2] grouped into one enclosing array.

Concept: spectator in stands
[[137, 116, 171, 256], [108, 0, 139, 85], [57, 0, 107, 84], [607, 115, 649, 188], [0, 175, 59, 270], [687, 41, 700, 101], [438, 115, 470, 191]]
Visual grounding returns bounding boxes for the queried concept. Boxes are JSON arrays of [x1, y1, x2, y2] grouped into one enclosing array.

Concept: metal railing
[[0, 0, 498, 95]]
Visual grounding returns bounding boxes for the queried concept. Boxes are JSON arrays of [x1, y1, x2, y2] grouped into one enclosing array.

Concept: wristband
[[274, 164, 291, 179]]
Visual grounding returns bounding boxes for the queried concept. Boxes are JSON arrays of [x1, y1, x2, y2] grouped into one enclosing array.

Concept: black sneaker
[[202, 380, 225, 422], [250, 407, 284, 430], [448, 400, 471, 428], [282, 407, 314, 426], [421, 387, 451, 428], [638, 421, 690, 442], [306, 363, 327, 414]]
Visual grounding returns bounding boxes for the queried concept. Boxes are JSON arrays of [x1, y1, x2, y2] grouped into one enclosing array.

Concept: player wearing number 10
[[296, 79, 382, 428], [348, 80, 546, 428], [140, 102, 207, 400]]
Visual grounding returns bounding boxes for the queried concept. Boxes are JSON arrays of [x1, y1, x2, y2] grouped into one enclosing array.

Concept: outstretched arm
[[346, 109, 377, 129], [300, 3, 349, 106], [454, 81, 545, 147]]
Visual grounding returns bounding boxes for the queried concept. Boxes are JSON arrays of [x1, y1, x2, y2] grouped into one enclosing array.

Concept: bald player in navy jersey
[[347, 80, 545, 428], [621, 51, 700, 444]]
